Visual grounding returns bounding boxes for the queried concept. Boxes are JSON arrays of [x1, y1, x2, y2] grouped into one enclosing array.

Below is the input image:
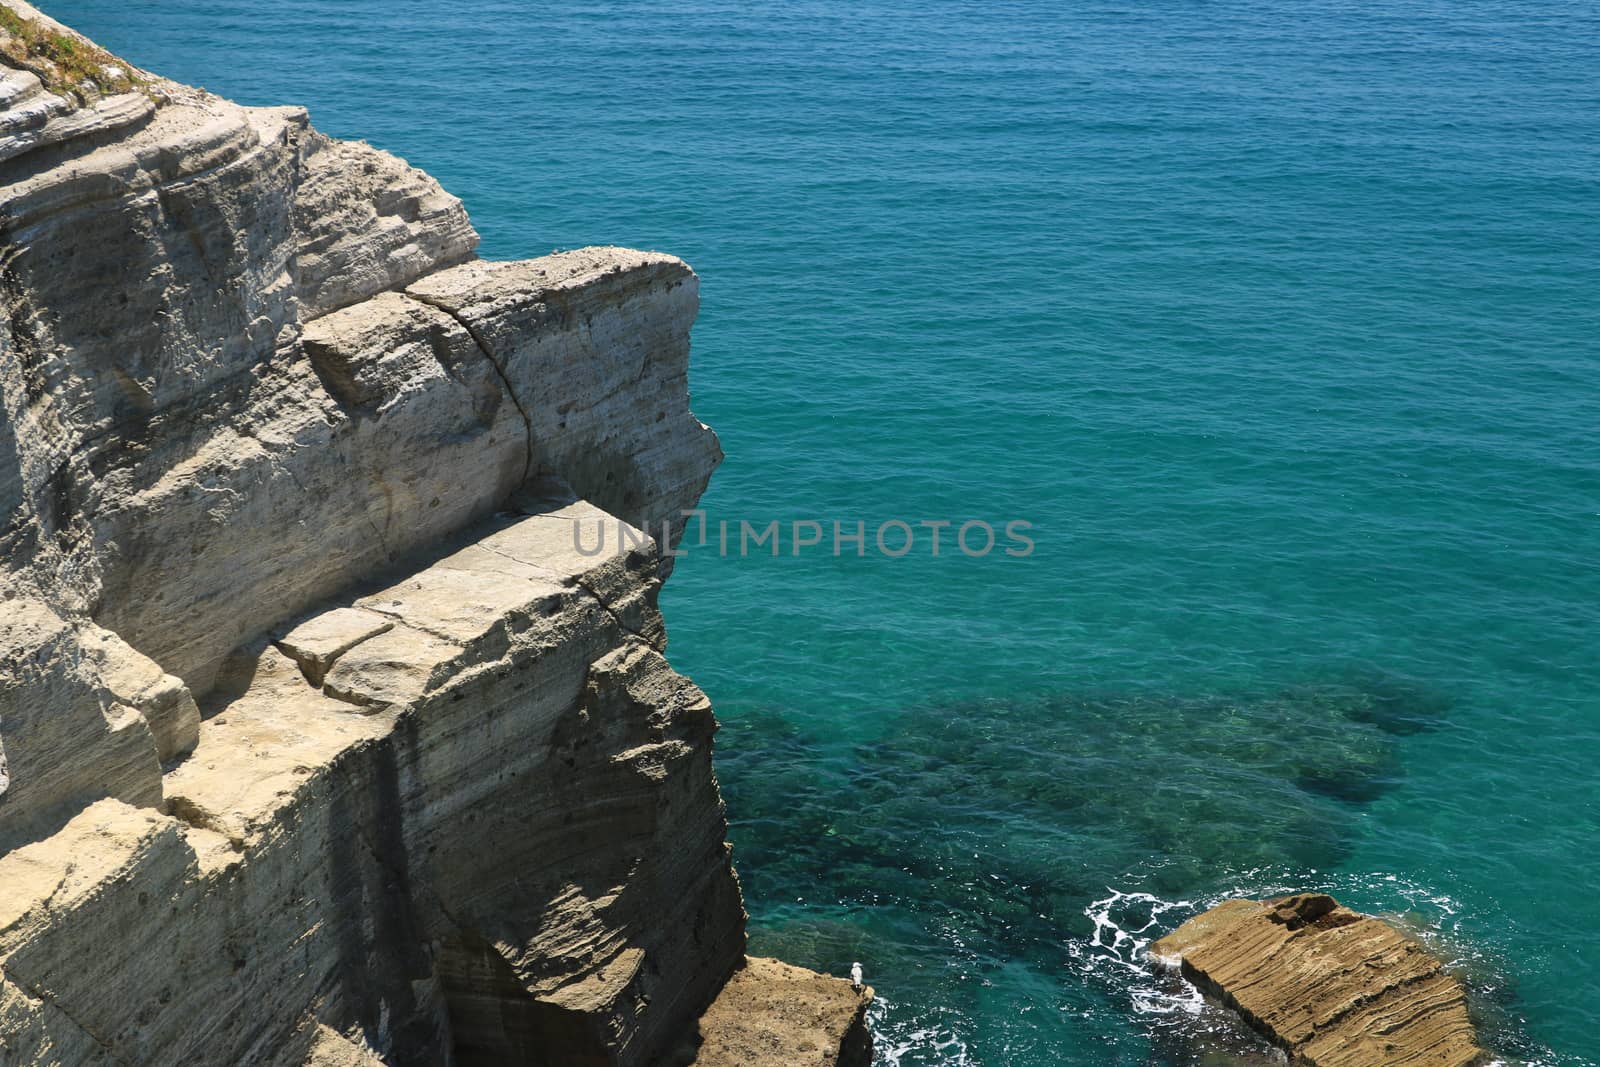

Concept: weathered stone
[[293, 132, 478, 320], [276, 607, 395, 688], [64, 500, 741, 1064], [0, 503, 719, 1064], [80, 624, 201, 763], [1151, 894, 1485, 1067], [0, 59, 504, 691], [675, 957, 875, 1067], [0, 600, 163, 850]]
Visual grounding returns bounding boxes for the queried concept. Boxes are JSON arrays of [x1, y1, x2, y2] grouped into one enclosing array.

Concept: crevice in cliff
[[406, 290, 535, 487], [471, 535, 598, 598], [335, 794, 555, 1067], [569, 573, 655, 648], [346, 814, 468, 935], [469, 534, 656, 647]]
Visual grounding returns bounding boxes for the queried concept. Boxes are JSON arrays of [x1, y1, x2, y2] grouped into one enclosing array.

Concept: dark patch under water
[[715, 676, 1485, 1064]]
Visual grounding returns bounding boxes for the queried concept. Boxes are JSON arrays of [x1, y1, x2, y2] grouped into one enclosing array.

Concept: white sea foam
[[867, 996, 979, 1067], [1074, 889, 1207, 1016]]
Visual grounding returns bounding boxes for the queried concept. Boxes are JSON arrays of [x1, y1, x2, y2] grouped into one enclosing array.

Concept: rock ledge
[[674, 956, 874, 1067]]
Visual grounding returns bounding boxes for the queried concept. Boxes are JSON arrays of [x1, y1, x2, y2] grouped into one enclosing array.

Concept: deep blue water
[[49, 1, 1599, 1063]]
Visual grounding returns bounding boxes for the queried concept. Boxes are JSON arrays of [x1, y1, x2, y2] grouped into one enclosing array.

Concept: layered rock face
[[0, 4, 861, 1064], [1, 502, 743, 1065], [1152, 894, 1485, 1067]]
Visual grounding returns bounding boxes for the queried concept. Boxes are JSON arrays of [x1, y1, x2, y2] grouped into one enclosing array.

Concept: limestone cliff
[[0, 4, 869, 1064]]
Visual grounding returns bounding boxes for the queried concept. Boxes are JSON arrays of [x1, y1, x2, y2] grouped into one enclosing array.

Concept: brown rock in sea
[[673, 957, 875, 1067], [1150, 894, 1486, 1067]]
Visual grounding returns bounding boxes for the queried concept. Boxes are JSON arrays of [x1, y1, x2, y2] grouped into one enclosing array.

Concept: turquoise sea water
[[50, 1, 1598, 1063]]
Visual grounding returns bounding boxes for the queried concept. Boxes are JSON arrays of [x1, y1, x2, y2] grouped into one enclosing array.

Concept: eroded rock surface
[[675, 957, 874, 1067], [1151, 894, 1485, 1067], [0, 5, 851, 1064]]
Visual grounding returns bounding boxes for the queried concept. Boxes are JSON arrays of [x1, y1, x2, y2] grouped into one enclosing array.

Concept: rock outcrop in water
[[0, 3, 868, 1063], [1151, 893, 1484, 1067], [677, 957, 874, 1067]]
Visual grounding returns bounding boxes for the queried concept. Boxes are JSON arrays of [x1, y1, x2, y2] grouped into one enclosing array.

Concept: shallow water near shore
[[50, 0, 1599, 1063]]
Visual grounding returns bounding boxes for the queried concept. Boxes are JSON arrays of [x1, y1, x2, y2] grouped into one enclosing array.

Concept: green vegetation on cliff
[[0, 5, 137, 100]]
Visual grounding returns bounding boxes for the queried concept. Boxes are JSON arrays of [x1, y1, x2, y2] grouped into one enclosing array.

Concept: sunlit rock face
[[0, 5, 867, 1065]]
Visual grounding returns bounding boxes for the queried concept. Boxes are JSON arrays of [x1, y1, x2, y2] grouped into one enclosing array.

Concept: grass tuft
[[1, 4, 144, 103]]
